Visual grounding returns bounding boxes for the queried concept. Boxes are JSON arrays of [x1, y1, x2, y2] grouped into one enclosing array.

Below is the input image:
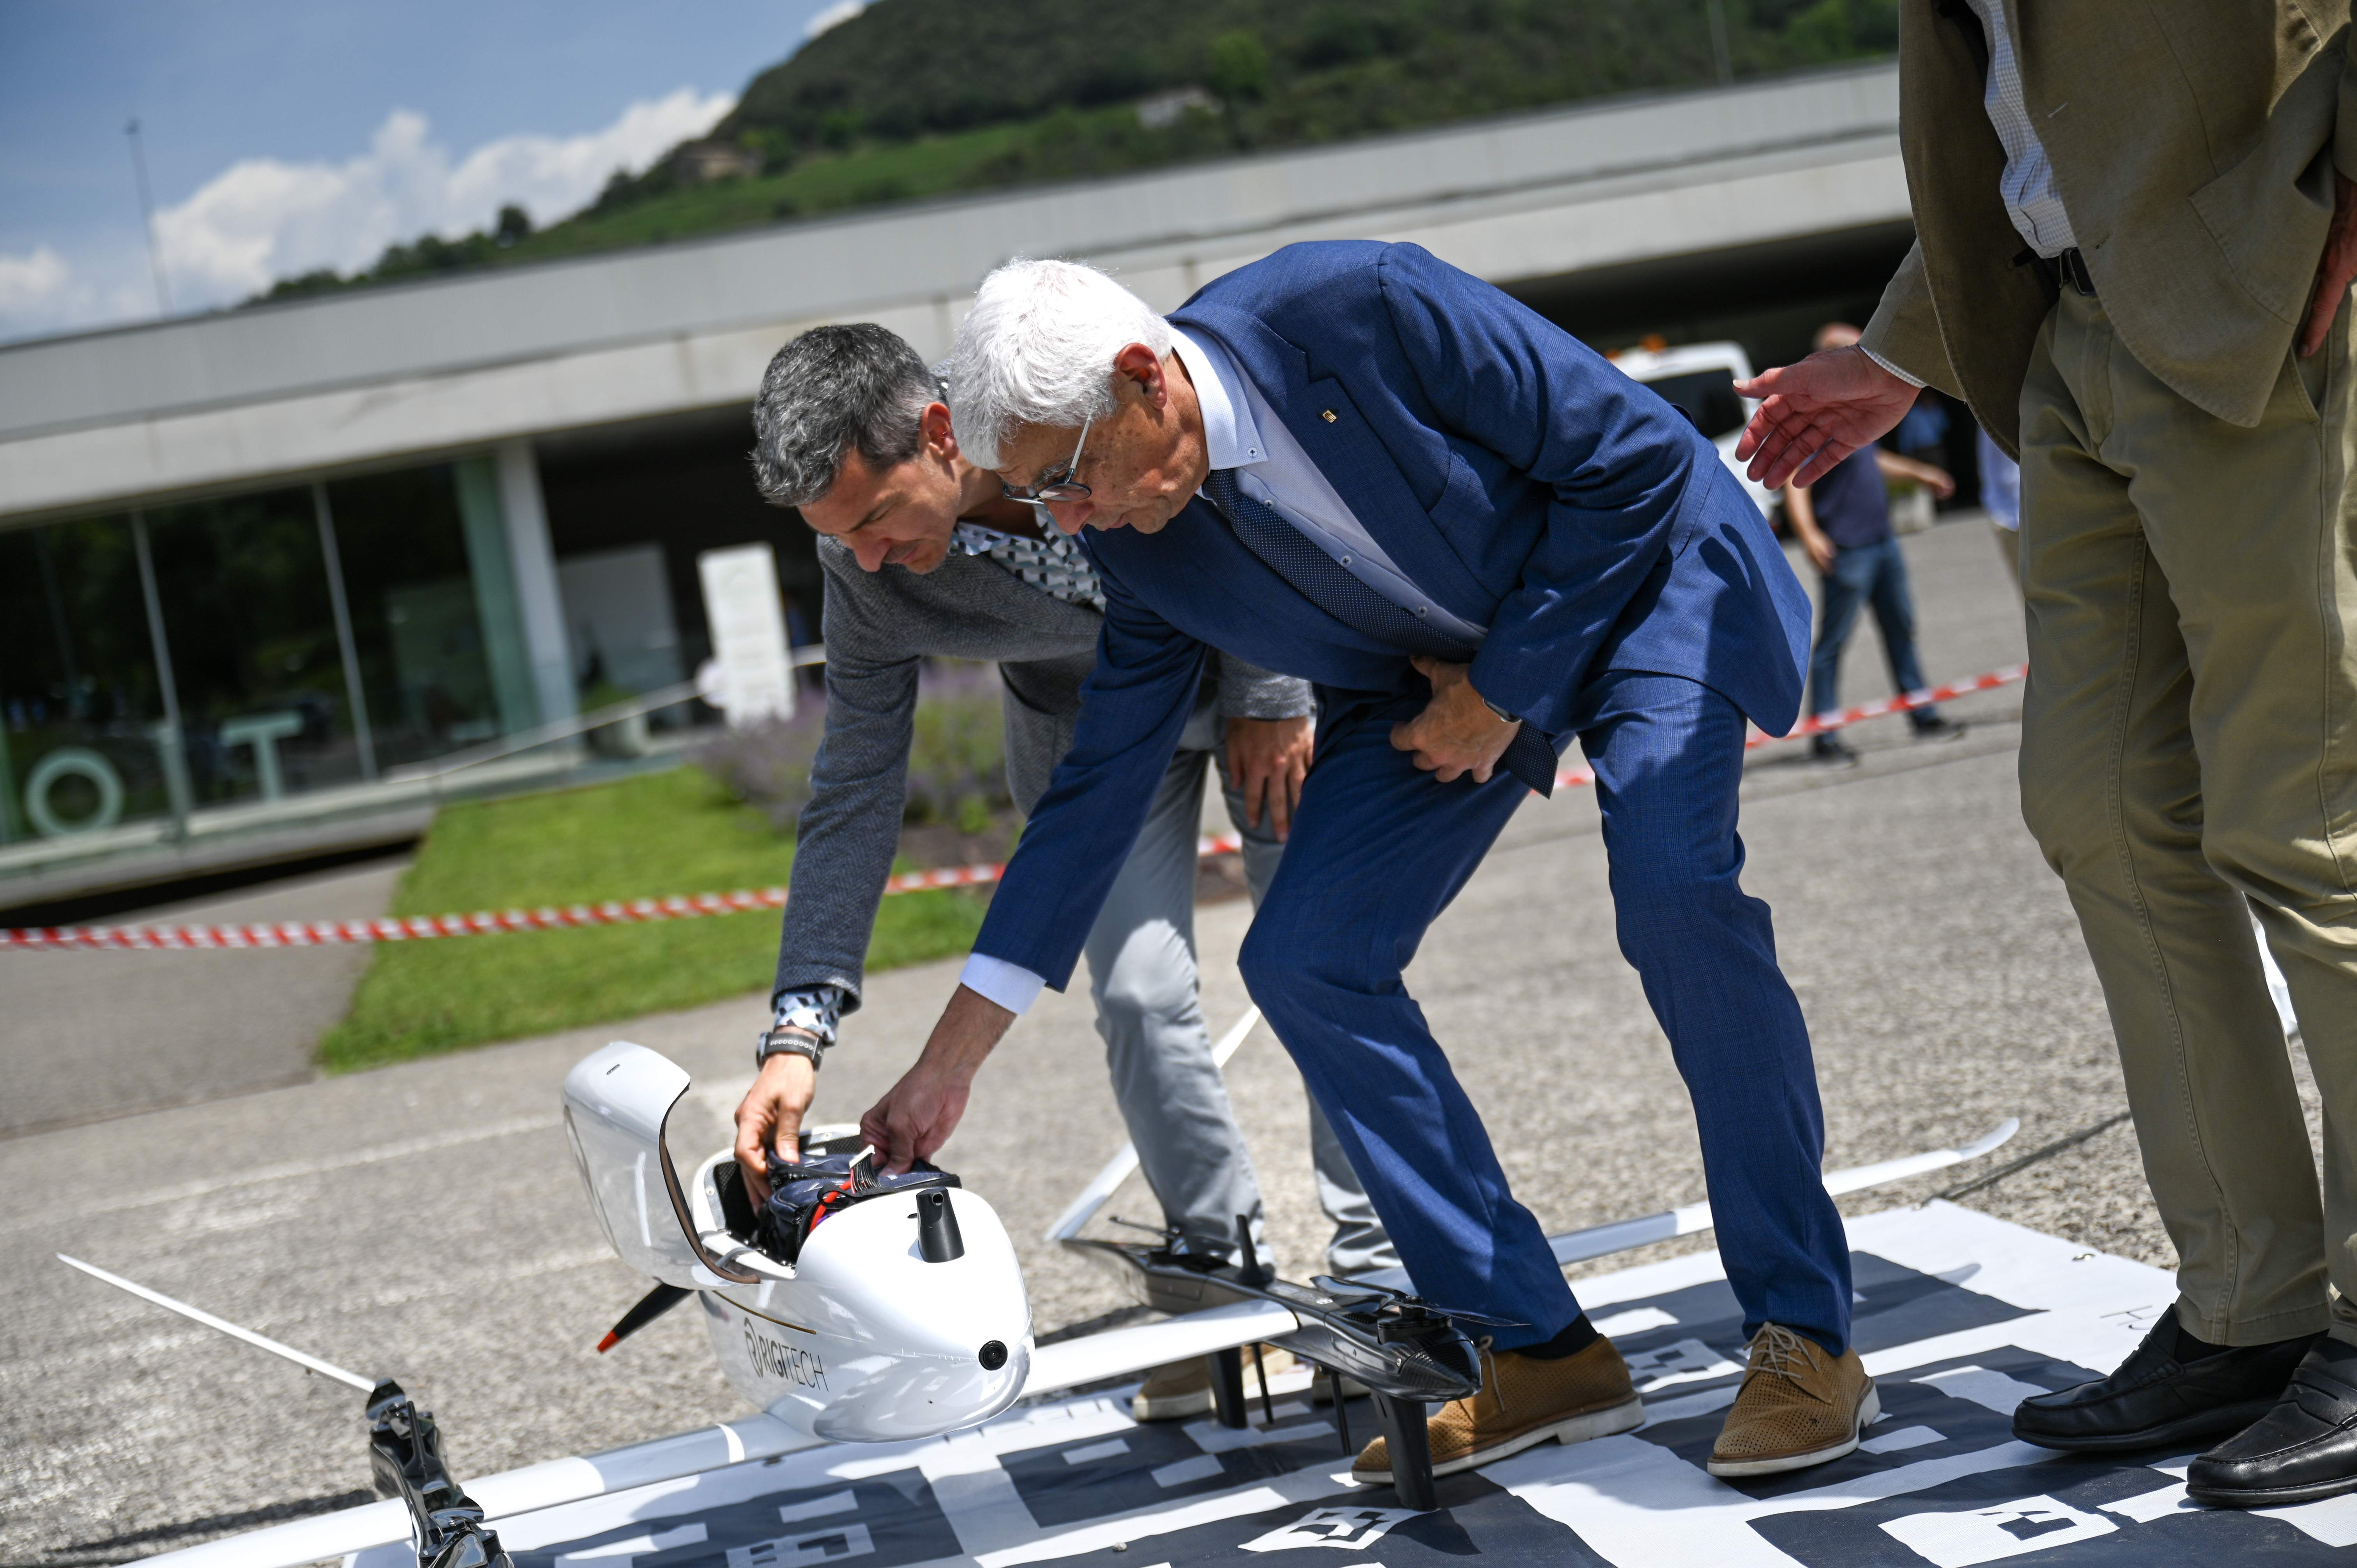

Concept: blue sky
[[0, 1, 855, 341]]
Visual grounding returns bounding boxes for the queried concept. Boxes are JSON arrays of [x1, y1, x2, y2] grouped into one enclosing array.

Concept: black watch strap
[[755, 1027, 826, 1071]]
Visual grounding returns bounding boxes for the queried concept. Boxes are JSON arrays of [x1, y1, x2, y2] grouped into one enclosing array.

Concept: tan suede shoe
[[1352, 1337, 1643, 1482], [1706, 1324, 1879, 1477], [1133, 1345, 1297, 1421]]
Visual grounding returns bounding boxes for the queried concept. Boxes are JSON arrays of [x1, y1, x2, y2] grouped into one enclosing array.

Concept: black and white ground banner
[[413, 1204, 2357, 1566]]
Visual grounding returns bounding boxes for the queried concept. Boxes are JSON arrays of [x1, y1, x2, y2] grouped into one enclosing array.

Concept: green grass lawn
[[316, 765, 984, 1072]]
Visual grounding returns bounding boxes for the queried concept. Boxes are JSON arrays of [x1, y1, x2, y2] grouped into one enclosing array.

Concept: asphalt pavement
[[0, 857, 406, 1138], [3, 516, 2298, 1567]]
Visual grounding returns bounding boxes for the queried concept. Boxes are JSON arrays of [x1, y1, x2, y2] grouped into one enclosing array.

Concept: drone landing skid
[[54, 1255, 514, 1568], [367, 1381, 516, 1568], [1067, 1236, 1486, 1511]]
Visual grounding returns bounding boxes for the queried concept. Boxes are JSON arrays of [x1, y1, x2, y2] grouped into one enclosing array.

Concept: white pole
[[1046, 1005, 1261, 1242], [57, 1254, 377, 1393]]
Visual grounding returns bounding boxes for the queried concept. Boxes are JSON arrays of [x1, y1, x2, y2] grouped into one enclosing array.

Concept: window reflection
[[326, 464, 507, 769], [144, 489, 362, 805], [0, 518, 171, 842]]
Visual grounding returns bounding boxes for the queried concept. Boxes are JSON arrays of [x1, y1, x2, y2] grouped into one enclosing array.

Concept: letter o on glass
[[25, 747, 125, 838]]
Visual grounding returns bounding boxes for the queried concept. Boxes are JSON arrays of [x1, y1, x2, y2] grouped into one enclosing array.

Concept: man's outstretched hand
[[1391, 657, 1517, 783], [1734, 345, 1920, 491], [860, 984, 1013, 1174], [734, 1049, 817, 1205]]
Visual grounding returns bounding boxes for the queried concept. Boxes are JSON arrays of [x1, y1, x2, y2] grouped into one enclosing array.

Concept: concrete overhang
[[0, 61, 1903, 526]]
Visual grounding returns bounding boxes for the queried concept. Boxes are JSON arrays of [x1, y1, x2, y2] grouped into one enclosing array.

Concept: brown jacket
[[1862, 0, 2355, 450]]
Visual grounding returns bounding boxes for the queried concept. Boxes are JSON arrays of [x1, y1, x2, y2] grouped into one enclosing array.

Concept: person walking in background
[[1784, 325, 1964, 767], [1975, 424, 2022, 589], [1732, 0, 2357, 1508]]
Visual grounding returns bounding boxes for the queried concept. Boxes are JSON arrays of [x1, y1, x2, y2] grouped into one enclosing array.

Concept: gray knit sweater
[[770, 535, 1311, 1015]]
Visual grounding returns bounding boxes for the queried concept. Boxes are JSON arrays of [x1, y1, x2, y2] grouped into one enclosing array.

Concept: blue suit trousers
[[1236, 671, 1853, 1353]]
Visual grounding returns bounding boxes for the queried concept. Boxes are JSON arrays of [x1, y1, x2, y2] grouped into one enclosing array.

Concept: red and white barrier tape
[[1553, 662, 2026, 790], [0, 836, 1247, 952], [3, 664, 2025, 952]]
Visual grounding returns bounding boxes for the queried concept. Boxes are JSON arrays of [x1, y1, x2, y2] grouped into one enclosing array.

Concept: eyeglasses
[[999, 417, 1093, 506]]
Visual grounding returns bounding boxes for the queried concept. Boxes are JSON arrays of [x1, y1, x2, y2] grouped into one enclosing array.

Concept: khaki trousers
[[2018, 286, 2357, 1346]]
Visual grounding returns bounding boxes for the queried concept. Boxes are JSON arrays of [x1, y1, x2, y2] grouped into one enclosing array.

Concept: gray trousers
[[1082, 714, 1397, 1276]]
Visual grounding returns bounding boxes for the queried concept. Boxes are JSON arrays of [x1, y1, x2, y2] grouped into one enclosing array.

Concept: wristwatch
[[1481, 695, 1518, 726], [755, 1026, 827, 1072]]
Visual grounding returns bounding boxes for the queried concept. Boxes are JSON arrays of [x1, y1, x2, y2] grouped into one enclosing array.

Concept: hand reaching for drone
[[860, 984, 1014, 1173], [734, 1050, 818, 1205]]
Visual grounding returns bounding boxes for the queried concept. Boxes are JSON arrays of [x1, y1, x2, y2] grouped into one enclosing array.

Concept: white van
[[1608, 339, 1776, 517]]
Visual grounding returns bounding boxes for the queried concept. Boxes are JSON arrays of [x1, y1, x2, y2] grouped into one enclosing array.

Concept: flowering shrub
[[694, 699, 827, 833], [695, 661, 1011, 834], [901, 662, 1010, 832]]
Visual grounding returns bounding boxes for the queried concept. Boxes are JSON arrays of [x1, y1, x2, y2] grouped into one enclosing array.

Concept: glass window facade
[[0, 428, 818, 857], [0, 461, 512, 845], [326, 463, 512, 770], [144, 486, 367, 805], [0, 517, 172, 842]]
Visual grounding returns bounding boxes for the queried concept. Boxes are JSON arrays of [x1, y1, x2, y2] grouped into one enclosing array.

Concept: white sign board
[[696, 544, 795, 727]]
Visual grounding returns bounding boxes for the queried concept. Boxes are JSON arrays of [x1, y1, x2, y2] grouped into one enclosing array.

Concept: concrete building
[[0, 61, 1909, 904]]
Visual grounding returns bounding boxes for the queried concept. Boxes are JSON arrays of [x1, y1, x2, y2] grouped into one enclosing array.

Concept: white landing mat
[[364, 1202, 2357, 1568]]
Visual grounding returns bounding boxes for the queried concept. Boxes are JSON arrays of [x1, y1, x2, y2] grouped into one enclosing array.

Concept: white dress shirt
[[1864, 0, 2078, 393], [956, 325, 1480, 1017]]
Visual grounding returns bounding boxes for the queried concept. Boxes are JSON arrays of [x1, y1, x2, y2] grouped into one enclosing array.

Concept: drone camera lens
[[979, 1340, 1008, 1370]]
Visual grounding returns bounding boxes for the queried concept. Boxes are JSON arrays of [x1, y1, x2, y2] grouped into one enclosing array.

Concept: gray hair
[[944, 259, 1173, 469], [749, 323, 940, 507]]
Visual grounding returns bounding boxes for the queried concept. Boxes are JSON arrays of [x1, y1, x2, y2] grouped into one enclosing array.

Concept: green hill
[[261, 0, 1896, 302]]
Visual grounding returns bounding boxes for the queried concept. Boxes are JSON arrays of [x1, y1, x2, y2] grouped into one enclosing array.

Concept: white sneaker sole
[[1352, 1393, 1646, 1483], [1705, 1383, 1881, 1478]]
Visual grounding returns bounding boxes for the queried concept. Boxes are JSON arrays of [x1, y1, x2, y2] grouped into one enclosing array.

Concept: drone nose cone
[[783, 1188, 1032, 1441]]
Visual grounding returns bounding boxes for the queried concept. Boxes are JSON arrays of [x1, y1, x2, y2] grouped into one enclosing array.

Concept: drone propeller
[[1309, 1275, 1525, 1329], [596, 1283, 691, 1353]]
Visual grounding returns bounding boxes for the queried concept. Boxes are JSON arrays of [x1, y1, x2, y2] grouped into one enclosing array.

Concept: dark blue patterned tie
[[1198, 468, 1558, 795]]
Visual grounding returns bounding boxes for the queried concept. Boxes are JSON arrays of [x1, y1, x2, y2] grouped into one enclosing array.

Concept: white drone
[[560, 1040, 1035, 1445], [60, 1017, 2019, 1568]]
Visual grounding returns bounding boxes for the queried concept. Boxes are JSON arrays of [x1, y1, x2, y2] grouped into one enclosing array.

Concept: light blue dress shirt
[[1170, 327, 1490, 645]]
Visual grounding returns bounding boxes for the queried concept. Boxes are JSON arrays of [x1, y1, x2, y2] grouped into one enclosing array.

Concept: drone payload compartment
[[726, 1141, 961, 1265]]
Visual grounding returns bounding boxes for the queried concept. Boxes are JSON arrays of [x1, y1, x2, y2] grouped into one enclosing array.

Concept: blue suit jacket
[[972, 241, 1811, 989]]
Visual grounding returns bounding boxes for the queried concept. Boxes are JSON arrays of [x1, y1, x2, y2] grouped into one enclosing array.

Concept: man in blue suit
[[851, 243, 1867, 1480]]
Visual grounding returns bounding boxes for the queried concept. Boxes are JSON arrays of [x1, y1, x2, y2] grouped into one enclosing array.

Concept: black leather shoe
[[1810, 734, 1859, 767], [2011, 1316, 2318, 1453], [2189, 1338, 2357, 1508]]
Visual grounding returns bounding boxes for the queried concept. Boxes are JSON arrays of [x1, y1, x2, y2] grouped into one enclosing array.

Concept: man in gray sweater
[[732, 325, 1393, 1415]]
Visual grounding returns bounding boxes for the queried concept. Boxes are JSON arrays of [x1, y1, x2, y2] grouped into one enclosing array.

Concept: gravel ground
[[4, 517, 2298, 1566]]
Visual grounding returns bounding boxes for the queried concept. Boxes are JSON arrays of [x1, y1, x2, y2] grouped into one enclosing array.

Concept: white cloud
[[150, 85, 735, 307], [0, 245, 155, 340], [805, 1, 866, 39], [0, 246, 72, 314]]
